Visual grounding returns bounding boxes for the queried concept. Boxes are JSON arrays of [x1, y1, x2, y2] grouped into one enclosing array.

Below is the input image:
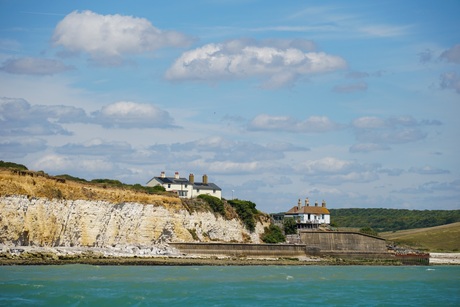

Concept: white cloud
[[352, 117, 385, 129], [34, 154, 114, 175], [165, 39, 346, 88], [91, 101, 176, 129], [0, 97, 77, 136], [52, 10, 192, 65], [298, 157, 381, 184], [351, 116, 439, 147], [248, 114, 340, 133], [0, 57, 74, 75]]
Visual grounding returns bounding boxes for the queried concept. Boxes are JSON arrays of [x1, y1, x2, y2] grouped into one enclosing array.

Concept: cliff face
[[0, 195, 268, 248]]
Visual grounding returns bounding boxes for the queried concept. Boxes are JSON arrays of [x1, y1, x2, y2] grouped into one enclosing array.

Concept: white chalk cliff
[[0, 195, 268, 250]]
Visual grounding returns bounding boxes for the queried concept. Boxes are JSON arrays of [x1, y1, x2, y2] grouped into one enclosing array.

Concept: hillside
[[330, 208, 460, 231], [380, 222, 460, 252]]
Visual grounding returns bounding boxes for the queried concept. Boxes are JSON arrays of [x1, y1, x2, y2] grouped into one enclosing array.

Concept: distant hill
[[330, 208, 460, 232], [380, 222, 460, 252]]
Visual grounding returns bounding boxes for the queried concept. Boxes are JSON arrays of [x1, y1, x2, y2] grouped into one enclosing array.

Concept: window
[[185, 184, 188, 188], [178, 190, 188, 197], [213, 189, 216, 193], [197, 189, 200, 192], [168, 184, 171, 188]]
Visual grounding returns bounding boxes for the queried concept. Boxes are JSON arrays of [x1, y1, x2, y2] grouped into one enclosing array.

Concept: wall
[[170, 242, 307, 258], [299, 231, 388, 252]]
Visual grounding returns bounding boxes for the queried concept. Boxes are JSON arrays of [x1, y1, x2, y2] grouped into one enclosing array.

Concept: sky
[[0, 0, 459, 212]]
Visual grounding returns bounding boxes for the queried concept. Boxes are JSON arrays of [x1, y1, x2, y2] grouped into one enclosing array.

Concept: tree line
[[329, 208, 460, 231]]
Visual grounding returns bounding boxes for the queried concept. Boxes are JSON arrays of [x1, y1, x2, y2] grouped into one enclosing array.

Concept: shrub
[[0, 160, 28, 170], [228, 199, 257, 232], [261, 225, 285, 243], [198, 194, 225, 216], [283, 217, 297, 235]]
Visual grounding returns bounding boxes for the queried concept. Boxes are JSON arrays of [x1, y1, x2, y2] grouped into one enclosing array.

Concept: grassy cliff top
[[0, 168, 182, 208]]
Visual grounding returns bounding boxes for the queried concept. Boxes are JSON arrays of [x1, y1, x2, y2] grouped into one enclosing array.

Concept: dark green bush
[[198, 194, 225, 216], [228, 199, 258, 232], [0, 160, 28, 170], [261, 224, 285, 243], [283, 217, 298, 235]]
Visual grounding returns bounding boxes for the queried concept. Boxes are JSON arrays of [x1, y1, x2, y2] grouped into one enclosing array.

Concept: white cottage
[[285, 198, 330, 229], [146, 172, 222, 199]]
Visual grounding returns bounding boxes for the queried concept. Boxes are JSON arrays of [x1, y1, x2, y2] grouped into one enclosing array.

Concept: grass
[[380, 222, 460, 252], [0, 169, 182, 208]]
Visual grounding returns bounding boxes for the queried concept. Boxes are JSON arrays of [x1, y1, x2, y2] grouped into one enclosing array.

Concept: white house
[[146, 172, 222, 199], [284, 198, 330, 229]]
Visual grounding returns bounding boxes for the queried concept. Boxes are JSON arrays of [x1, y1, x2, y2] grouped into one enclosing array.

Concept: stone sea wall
[[0, 195, 268, 248]]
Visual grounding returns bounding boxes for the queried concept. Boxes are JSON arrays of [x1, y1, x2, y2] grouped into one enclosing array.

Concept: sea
[[0, 265, 459, 306]]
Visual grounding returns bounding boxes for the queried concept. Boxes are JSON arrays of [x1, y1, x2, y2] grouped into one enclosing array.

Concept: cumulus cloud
[[0, 97, 78, 136], [52, 10, 192, 65], [440, 44, 460, 64], [165, 39, 347, 88], [350, 115, 440, 151], [439, 71, 460, 94], [332, 82, 367, 93], [152, 136, 308, 163], [0, 138, 47, 158], [0, 57, 74, 75], [91, 101, 176, 129], [248, 114, 341, 133], [34, 154, 114, 176], [298, 157, 380, 184]]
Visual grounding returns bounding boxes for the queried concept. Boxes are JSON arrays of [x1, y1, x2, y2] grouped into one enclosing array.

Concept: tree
[[261, 225, 285, 243], [283, 218, 297, 235]]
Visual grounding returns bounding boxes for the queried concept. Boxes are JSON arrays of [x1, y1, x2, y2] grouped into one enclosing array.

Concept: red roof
[[286, 205, 330, 215]]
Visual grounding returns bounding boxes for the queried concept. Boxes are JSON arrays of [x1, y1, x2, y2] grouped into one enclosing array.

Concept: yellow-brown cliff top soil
[[0, 169, 182, 208]]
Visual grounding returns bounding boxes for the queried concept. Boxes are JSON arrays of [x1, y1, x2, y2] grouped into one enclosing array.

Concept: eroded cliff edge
[[0, 170, 269, 257]]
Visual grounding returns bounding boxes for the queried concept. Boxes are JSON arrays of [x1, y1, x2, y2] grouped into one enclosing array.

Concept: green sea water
[[0, 265, 459, 306]]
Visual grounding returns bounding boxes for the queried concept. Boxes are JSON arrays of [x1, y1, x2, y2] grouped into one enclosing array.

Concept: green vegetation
[[283, 218, 298, 235], [359, 226, 379, 236], [330, 208, 460, 231], [0, 160, 28, 170], [261, 224, 285, 243], [197, 194, 225, 216], [380, 222, 460, 252], [228, 199, 259, 232], [55, 174, 88, 182]]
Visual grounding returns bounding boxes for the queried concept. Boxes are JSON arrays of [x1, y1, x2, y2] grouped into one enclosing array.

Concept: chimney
[[160, 171, 165, 178], [202, 174, 208, 184], [298, 199, 301, 210], [174, 172, 179, 179], [305, 197, 310, 207], [322, 200, 326, 208], [189, 173, 194, 184], [315, 201, 318, 207]]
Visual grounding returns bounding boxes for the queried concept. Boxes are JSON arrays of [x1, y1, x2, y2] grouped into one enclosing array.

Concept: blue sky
[[1, 0, 459, 212]]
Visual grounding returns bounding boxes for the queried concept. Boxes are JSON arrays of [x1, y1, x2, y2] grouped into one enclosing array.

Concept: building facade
[[273, 198, 331, 230], [146, 172, 222, 199]]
